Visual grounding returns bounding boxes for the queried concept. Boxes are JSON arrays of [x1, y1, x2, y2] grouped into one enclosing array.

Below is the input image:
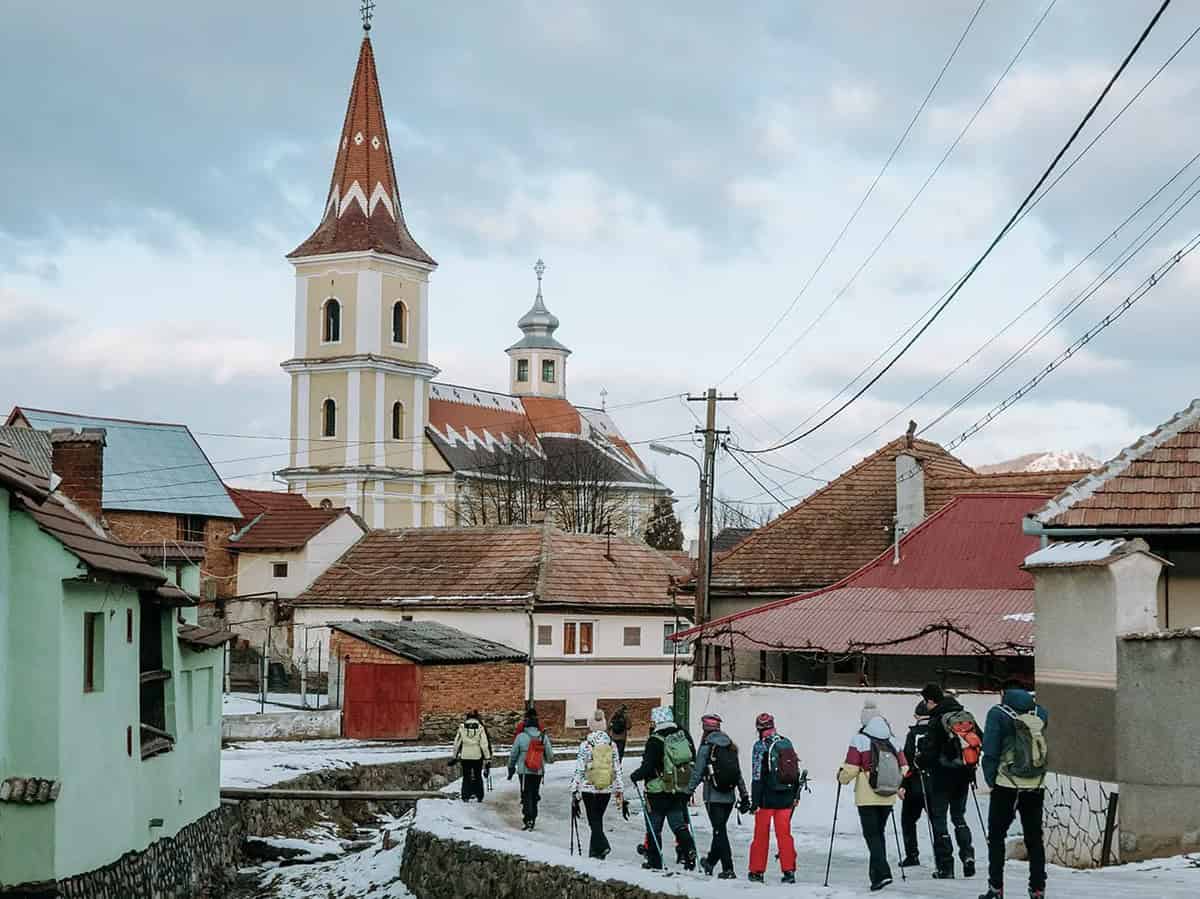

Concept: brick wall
[[103, 511, 238, 601], [532, 700, 566, 738], [598, 697, 660, 737], [48, 429, 105, 522], [330, 631, 416, 666]]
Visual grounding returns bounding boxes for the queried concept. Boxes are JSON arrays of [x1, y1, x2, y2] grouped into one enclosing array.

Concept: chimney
[[895, 451, 925, 541], [50, 428, 107, 522]]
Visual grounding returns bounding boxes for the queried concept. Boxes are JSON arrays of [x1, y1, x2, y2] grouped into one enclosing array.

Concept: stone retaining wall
[[400, 827, 678, 899]]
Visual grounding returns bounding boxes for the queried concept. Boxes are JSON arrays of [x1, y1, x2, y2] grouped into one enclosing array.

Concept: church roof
[[288, 37, 435, 266], [507, 260, 570, 354]]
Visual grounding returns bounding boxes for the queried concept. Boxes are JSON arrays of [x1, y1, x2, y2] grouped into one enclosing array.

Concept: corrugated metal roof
[[11, 408, 240, 520], [177, 624, 236, 649], [331, 619, 527, 664], [0, 426, 51, 478], [682, 494, 1048, 656], [1023, 538, 1144, 569]]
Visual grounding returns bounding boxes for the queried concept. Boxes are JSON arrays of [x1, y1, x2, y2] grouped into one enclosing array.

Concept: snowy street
[[221, 739, 452, 788], [415, 760, 1200, 898]]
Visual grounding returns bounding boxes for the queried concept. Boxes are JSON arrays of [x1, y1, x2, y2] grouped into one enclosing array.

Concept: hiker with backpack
[[978, 679, 1049, 899], [748, 712, 800, 884], [507, 707, 554, 831], [685, 713, 750, 880], [898, 701, 931, 867], [837, 702, 908, 892], [917, 683, 982, 879], [452, 710, 492, 802], [628, 705, 698, 871], [569, 709, 626, 860], [609, 704, 629, 762]]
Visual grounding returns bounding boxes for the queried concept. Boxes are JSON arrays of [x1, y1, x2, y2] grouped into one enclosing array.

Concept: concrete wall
[[1116, 631, 1200, 861], [690, 681, 996, 780], [221, 709, 342, 742]]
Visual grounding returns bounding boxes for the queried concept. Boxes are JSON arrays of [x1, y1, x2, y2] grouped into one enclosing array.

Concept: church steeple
[[507, 259, 570, 398], [289, 33, 434, 266]]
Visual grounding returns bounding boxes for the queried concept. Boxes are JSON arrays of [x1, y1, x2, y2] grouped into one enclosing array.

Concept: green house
[[0, 433, 231, 891]]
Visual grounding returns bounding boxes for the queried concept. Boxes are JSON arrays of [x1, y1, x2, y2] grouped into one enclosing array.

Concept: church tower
[[278, 20, 439, 528], [507, 259, 571, 398]]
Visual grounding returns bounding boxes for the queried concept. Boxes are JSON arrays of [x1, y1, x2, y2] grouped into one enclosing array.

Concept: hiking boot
[[636, 843, 647, 856], [978, 887, 1003, 899], [963, 858, 976, 878], [932, 868, 956, 879], [699, 857, 715, 876], [899, 855, 921, 868], [1029, 890, 1045, 899], [781, 871, 796, 884], [641, 861, 663, 871], [683, 852, 697, 872], [870, 877, 893, 892], [718, 870, 737, 880], [748, 872, 765, 883]]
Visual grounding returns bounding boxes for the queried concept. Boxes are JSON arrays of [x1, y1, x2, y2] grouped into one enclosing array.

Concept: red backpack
[[524, 735, 546, 773], [942, 709, 983, 768]]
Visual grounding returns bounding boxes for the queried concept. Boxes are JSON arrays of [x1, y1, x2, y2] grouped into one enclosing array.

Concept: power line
[[738, 0, 1176, 455], [717, 0, 988, 385], [722, 443, 788, 507], [740, 0, 1059, 390]]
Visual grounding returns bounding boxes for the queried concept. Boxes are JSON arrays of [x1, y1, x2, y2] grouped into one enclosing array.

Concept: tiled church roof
[[289, 37, 434, 265]]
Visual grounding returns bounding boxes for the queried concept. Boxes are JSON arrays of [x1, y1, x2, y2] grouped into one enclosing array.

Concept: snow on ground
[[243, 814, 413, 898], [221, 739, 452, 788], [223, 691, 330, 715], [417, 759, 1200, 898]]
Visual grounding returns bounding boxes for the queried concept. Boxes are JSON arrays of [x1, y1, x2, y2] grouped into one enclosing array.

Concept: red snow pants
[[749, 807, 796, 874]]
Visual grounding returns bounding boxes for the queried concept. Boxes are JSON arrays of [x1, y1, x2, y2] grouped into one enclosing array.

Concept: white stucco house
[[291, 524, 692, 732]]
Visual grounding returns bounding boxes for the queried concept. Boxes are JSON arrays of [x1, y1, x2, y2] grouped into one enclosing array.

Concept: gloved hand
[[571, 796, 582, 819], [621, 800, 631, 821], [748, 802, 759, 815], [738, 797, 751, 815], [448, 757, 459, 766], [507, 768, 515, 781]]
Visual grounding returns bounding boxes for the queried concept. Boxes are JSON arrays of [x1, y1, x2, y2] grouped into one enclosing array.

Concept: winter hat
[[860, 699, 880, 726], [755, 712, 775, 732], [650, 705, 675, 731], [921, 683, 945, 704], [914, 701, 929, 718], [589, 709, 607, 732], [701, 713, 723, 733], [524, 707, 540, 728]]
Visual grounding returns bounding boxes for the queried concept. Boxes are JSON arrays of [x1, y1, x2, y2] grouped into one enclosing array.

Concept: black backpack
[[708, 739, 741, 792]]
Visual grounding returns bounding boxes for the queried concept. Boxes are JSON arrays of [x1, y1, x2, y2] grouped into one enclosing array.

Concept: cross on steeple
[[534, 258, 546, 299], [360, 0, 376, 32]]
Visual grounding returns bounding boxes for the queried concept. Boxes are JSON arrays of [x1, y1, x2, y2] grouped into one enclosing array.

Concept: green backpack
[[649, 730, 695, 794]]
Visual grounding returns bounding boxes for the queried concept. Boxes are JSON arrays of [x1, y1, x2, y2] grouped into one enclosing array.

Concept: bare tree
[[452, 444, 547, 526], [714, 495, 778, 531], [543, 441, 626, 535]]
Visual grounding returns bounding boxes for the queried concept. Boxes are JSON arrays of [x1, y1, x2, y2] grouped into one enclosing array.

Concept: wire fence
[[223, 623, 335, 713]]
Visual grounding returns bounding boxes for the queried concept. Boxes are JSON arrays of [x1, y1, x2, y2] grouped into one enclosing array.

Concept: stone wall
[[421, 709, 523, 745], [401, 826, 681, 899], [0, 804, 243, 899]]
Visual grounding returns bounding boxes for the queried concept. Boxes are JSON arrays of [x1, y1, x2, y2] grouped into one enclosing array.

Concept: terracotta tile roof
[[925, 469, 1092, 514], [227, 487, 359, 551], [1035, 398, 1200, 529], [289, 38, 434, 265], [521, 397, 582, 436], [331, 620, 527, 664], [713, 527, 756, 555], [295, 526, 684, 612], [681, 494, 1049, 656], [709, 436, 975, 596]]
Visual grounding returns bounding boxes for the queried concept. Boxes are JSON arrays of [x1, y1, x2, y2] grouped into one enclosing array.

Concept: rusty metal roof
[[681, 493, 1050, 656], [177, 624, 236, 649], [331, 619, 527, 665]]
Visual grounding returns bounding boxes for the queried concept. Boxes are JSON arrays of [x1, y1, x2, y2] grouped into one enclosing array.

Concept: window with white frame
[[537, 624, 553, 646], [322, 298, 341, 343], [542, 359, 556, 383], [663, 622, 689, 655], [563, 621, 594, 655], [272, 562, 289, 578], [623, 626, 641, 647], [517, 358, 529, 382]]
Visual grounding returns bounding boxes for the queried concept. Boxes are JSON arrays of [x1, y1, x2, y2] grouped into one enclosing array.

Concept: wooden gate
[[343, 663, 421, 739]]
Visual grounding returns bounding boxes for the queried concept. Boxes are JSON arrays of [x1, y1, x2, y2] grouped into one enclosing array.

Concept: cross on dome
[[361, 0, 375, 33]]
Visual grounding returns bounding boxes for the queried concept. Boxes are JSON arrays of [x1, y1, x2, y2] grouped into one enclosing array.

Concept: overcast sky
[[3, 1, 1199, 535]]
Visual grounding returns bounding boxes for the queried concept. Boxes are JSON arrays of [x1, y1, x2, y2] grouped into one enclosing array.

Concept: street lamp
[[650, 441, 712, 679]]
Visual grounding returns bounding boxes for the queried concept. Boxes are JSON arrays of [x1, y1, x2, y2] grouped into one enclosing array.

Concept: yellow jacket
[[837, 719, 909, 807]]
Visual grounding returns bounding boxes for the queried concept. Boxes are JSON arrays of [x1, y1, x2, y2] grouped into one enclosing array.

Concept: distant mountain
[[977, 451, 1101, 474]]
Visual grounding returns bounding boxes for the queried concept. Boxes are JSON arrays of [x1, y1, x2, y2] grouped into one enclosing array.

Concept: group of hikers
[[450, 678, 1048, 897]]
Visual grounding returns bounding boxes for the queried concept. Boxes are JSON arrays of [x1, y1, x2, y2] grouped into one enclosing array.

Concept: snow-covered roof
[[1022, 538, 1168, 569]]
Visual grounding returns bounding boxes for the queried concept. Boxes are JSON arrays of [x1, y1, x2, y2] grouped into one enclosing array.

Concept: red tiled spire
[[289, 37, 435, 266]]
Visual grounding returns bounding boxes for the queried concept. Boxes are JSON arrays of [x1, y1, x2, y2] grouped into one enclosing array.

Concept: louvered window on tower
[[391, 301, 407, 343], [391, 401, 405, 440], [322, 298, 341, 342], [322, 399, 337, 438]]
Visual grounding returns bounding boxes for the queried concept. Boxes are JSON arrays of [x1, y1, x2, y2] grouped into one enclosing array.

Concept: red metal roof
[[681, 493, 1050, 656]]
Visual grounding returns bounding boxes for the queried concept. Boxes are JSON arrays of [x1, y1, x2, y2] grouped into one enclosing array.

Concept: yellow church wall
[[380, 274, 420, 364], [359, 370, 376, 457], [305, 270, 358, 358], [383, 374, 414, 469], [308, 372, 347, 468], [289, 378, 299, 467], [423, 436, 452, 473]]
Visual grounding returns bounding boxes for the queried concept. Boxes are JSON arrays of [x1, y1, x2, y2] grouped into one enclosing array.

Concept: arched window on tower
[[391, 301, 407, 344], [391, 401, 405, 440], [321, 398, 337, 437], [322, 298, 341, 343]]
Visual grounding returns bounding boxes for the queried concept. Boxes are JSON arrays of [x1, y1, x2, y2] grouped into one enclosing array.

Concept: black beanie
[[915, 701, 928, 718], [921, 683, 944, 704]]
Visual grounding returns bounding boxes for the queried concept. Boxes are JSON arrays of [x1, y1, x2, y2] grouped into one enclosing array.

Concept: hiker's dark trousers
[[987, 786, 1046, 892], [901, 780, 925, 858], [519, 773, 542, 824], [705, 801, 735, 873], [858, 806, 894, 887], [929, 776, 974, 871], [460, 759, 485, 801], [581, 793, 611, 858], [644, 793, 694, 869]]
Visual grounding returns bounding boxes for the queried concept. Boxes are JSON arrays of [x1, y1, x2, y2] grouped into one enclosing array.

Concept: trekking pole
[[632, 781, 666, 869], [823, 782, 842, 887], [890, 806, 907, 882], [970, 782, 987, 836], [919, 770, 937, 852]]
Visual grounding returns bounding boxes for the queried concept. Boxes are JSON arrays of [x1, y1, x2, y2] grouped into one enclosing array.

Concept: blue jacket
[[508, 726, 554, 776], [981, 688, 1048, 788]]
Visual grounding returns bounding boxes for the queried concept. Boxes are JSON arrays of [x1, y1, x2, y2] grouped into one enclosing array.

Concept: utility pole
[[688, 387, 736, 680]]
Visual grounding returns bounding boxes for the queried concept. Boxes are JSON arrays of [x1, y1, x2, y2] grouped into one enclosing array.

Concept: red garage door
[[343, 663, 421, 739]]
